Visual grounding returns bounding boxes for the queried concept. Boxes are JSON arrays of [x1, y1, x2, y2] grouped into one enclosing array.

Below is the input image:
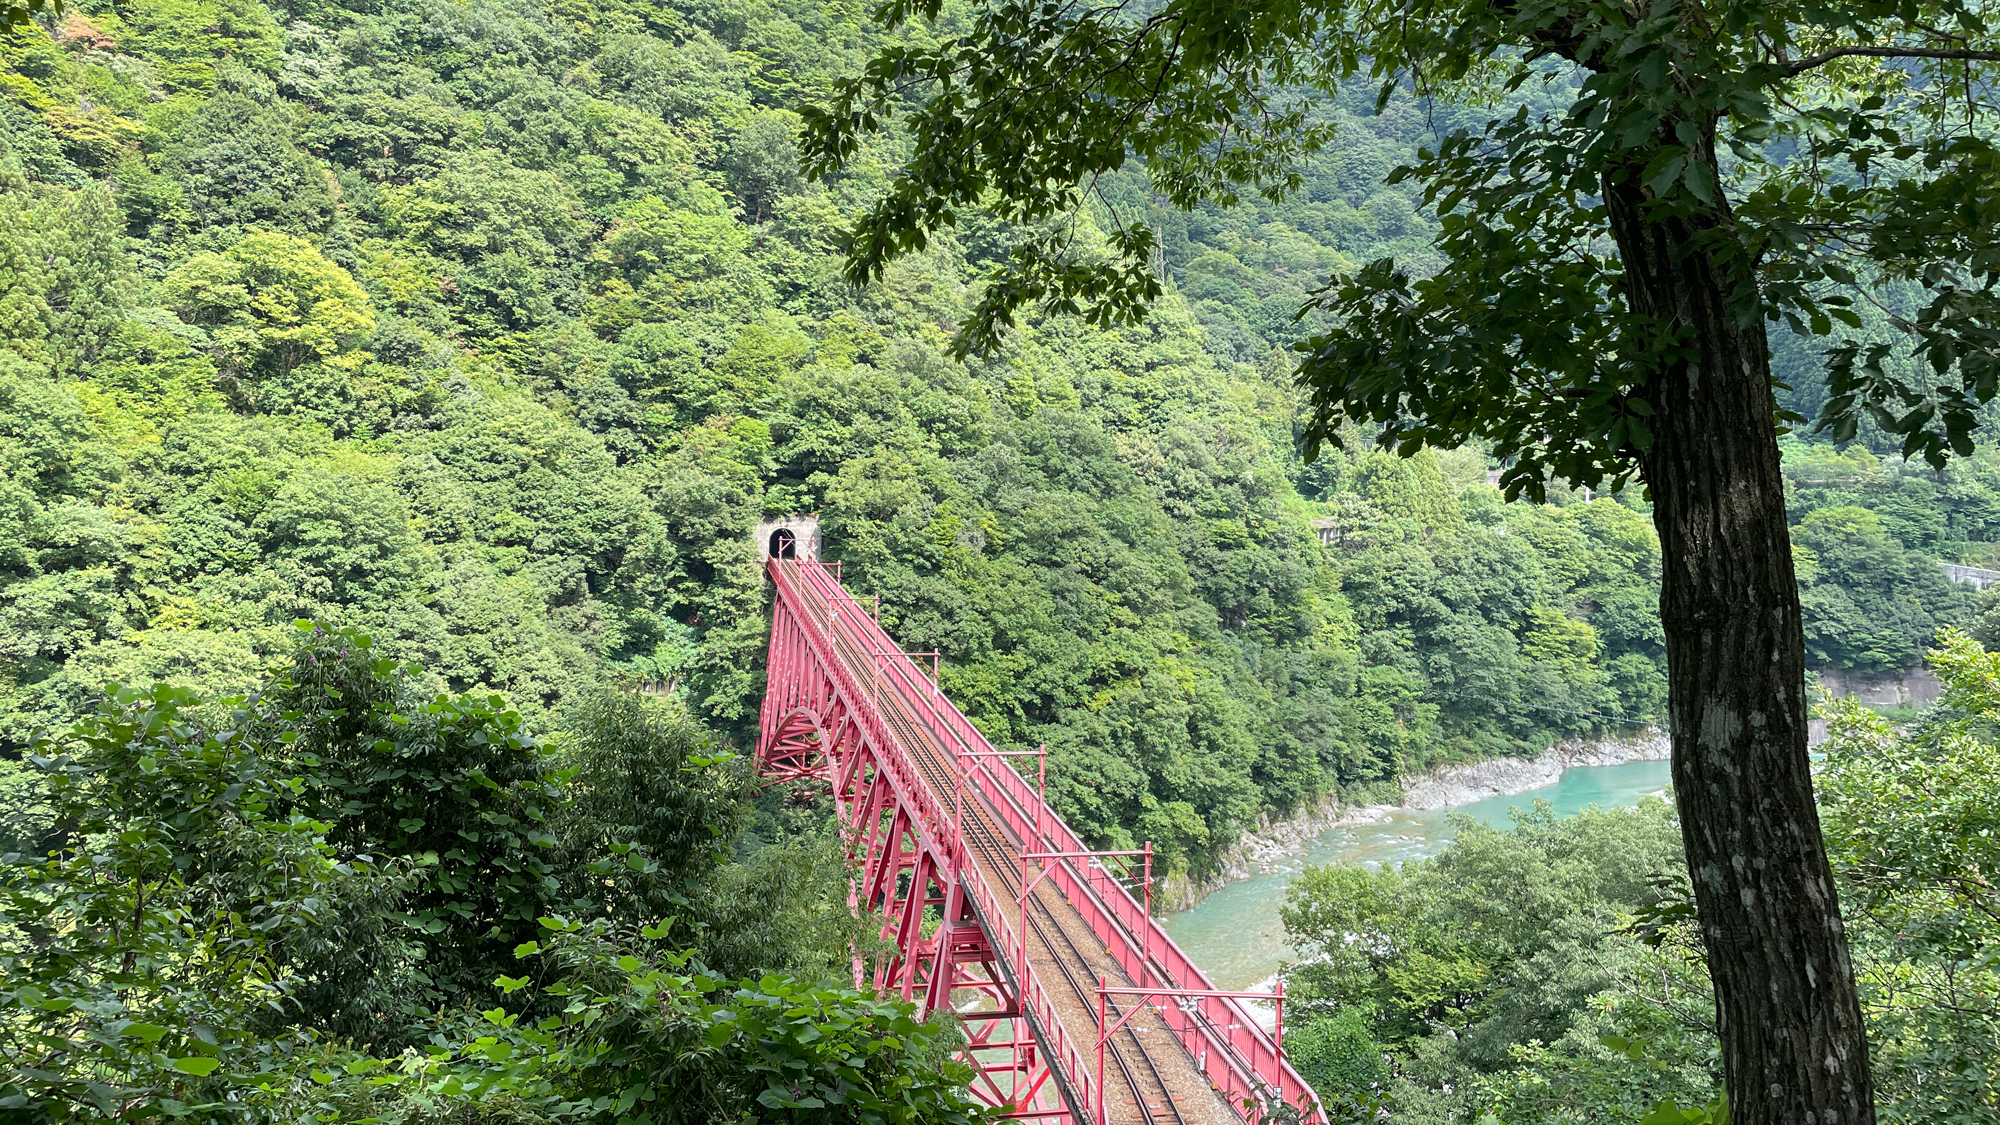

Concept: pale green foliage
[[1819, 630, 2000, 1123], [162, 230, 374, 383], [1278, 631, 2000, 1123], [1281, 801, 1720, 1125]]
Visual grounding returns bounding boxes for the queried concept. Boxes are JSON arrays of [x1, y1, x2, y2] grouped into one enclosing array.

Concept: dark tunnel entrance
[[769, 527, 797, 559]]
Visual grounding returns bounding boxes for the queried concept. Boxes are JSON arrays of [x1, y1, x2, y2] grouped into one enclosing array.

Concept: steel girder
[[754, 557, 1325, 1124], [755, 573, 1073, 1120]]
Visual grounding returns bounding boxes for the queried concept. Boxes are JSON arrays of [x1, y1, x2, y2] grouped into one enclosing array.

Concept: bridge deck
[[784, 560, 1240, 1125]]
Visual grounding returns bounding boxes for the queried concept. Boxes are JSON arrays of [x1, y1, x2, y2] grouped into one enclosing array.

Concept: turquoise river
[[1162, 758, 1674, 990]]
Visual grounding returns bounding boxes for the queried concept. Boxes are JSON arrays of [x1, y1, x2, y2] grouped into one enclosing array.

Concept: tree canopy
[[1278, 631, 2000, 1125], [1, 625, 978, 1123], [7, 0, 2000, 1114], [0, 0, 1731, 884], [803, 0, 2000, 1119], [808, 1, 2000, 476]]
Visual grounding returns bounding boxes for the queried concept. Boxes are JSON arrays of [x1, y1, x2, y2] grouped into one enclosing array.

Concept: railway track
[[790, 565, 1195, 1125], [867, 662, 1183, 1125]]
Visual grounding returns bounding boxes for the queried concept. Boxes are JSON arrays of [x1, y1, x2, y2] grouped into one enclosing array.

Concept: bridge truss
[[756, 557, 1322, 1125]]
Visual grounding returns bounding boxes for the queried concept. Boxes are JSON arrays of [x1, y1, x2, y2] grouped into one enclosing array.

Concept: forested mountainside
[[3, 0, 2000, 1121], [0, 0, 1998, 876]]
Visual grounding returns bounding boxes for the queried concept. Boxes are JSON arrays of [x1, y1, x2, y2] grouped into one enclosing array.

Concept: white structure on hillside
[[754, 515, 820, 562], [1941, 562, 2000, 591]]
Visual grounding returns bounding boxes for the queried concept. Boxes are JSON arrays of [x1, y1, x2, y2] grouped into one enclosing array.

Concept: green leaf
[[1640, 1101, 1708, 1125], [1636, 50, 1670, 90], [170, 1057, 221, 1076], [1643, 152, 1686, 197], [1681, 160, 1717, 205]]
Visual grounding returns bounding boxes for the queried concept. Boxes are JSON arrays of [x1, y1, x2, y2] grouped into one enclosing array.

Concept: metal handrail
[[776, 560, 1101, 1118], [789, 559, 1322, 1121]]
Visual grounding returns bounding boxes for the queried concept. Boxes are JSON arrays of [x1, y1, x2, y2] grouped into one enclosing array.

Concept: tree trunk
[[1606, 144, 1876, 1125]]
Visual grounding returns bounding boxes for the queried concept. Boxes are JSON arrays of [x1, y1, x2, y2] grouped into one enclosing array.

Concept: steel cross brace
[[1016, 846, 1154, 994], [763, 558, 1327, 1125]]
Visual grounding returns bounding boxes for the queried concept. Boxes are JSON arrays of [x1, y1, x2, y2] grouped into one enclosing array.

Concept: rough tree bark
[[1607, 129, 1876, 1124]]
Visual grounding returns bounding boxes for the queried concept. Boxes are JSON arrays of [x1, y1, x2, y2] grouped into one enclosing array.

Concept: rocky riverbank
[[1157, 792, 1368, 912], [1159, 730, 1670, 912], [1399, 730, 1670, 809]]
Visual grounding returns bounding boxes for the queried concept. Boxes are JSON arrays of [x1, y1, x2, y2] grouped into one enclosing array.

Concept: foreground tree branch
[[1785, 44, 2000, 75]]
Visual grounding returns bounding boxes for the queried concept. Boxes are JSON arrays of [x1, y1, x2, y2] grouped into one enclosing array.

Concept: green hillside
[[3, 0, 1999, 1120], [0, 0, 1688, 879]]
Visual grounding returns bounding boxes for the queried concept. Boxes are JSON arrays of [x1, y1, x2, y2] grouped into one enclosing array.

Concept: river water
[[1161, 758, 1674, 990]]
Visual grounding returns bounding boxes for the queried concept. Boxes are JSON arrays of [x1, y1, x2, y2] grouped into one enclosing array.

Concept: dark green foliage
[[554, 688, 746, 916], [1781, 441, 1982, 672], [160, 89, 332, 237], [0, 681, 415, 1121], [1282, 1008, 1389, 1120], [547, 688, 868, 979], [0, 628, 980, 1123], [803, 0, 2000, 484], [684, 832, 864, 980], [419, 919, 990, 1125], [1793, 506, 1973, 673], [268, 623, 565, 1008]]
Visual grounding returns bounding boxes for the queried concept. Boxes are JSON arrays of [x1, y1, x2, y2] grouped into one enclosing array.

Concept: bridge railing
[[781, 560, 1102, 1120], [779, 566, 956, 880], [791, 559, 1322, 1121]]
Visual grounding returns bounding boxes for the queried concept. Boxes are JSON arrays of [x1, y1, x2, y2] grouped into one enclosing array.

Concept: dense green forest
[[3, 0, 2000, 1118], [2, 627, 994, 1121], [7, 0, 1999, 877], [0, 0, 1690, 879]]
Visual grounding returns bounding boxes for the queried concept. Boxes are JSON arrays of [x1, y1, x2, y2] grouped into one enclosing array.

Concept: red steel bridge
[[756, 556, 1322, 1125]]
